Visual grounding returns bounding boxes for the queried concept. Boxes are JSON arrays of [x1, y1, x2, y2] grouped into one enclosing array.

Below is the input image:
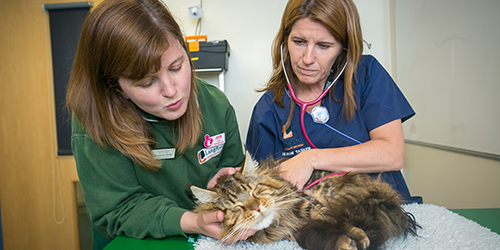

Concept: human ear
[[115, 88, 129, 99]]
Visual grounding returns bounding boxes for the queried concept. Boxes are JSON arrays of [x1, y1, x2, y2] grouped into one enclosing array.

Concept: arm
[[246, 99, 280, 162], [205, 104, 245, 189], [280, 119, 405, 189], [281, 56, 414, 189], [72, 134, 190, 239], [196, 81, 245, 188], [74, 133, 246, 241], [215, 104, 245, 169]]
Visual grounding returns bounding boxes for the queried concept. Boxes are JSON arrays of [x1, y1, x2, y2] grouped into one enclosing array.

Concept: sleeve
[[194, 79, 245, 187], [245, 96, 280, 162], [204, 104, 246, 188], [358, 55, 415, 131], [71, 132, 188, 240]]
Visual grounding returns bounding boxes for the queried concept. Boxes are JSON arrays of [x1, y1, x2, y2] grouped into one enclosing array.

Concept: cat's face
[[191, 159, 297, 238]]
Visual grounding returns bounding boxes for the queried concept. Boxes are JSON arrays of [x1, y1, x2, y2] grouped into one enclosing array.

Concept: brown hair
[[66, 0, 202, 171], [264, 0, 363, 128]]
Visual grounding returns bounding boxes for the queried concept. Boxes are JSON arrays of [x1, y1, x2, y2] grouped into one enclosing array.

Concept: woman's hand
[[224, 228, 259, 244], [181, 211, 223, 239], [181, 211, 257, 243], [278, 150, 315, 189], [207, 167, 240, 189]]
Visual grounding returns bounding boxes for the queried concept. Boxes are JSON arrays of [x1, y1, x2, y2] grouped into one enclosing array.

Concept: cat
[[191, 156, 419, 250]]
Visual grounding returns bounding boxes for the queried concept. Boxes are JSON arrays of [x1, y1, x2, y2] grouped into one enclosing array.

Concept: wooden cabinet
[[0, 1, 103, 249]]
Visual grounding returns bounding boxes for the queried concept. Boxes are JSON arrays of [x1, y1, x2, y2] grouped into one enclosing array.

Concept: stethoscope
[[280, 43, 347, 149]]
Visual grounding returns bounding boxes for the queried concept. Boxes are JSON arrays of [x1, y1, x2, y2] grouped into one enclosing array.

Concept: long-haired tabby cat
[[191, 156, 419, 250]]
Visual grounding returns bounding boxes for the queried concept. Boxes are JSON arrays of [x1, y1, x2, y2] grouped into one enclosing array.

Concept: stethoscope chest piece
[[311, 106, 329, 124]]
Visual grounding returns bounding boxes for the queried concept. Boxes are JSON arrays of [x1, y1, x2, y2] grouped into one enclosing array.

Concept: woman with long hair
[[246, 0, 422, 204], [67, 0, 253, 248]]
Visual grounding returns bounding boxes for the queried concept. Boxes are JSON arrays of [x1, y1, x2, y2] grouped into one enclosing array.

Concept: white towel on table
[[194, 203, 500, 250]]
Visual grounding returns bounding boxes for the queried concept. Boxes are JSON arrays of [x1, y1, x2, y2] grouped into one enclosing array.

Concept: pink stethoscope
[[280, 44, 347, 149]]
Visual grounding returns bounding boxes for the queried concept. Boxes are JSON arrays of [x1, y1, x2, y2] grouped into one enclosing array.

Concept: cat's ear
[[241, 150, 258, 175], [191, 186, 218, 203]]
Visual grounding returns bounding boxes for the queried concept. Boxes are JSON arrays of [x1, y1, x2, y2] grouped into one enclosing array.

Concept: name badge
[[153, 148, 176, 160]]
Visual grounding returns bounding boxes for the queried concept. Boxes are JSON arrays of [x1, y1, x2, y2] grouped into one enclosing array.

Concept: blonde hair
[[263, 0, 363, 129], [66, 0, 202, 171]]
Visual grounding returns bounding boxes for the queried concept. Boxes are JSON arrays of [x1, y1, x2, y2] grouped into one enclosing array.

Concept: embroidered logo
[[282, 137, 309, 157], [284, 138, 304, 151], [282, 146, 311, 157], [282, 125, 293, 139], [198, 144, 224, 164], [198, 133, 225, 164], [204, 133, 225, 148]]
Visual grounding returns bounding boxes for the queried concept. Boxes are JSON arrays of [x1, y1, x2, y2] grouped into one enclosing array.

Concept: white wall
[[162, 0, 393, 141], [395, 0, 500, 156]]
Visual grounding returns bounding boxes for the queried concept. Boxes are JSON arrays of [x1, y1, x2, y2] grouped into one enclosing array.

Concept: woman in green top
[[66, 0, 254, 249]]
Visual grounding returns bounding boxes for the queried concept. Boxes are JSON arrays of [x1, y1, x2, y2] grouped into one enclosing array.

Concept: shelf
[[195, 68, 225, 92]]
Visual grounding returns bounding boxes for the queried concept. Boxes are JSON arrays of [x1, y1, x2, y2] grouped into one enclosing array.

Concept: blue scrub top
[[246, 55, 422, 204]]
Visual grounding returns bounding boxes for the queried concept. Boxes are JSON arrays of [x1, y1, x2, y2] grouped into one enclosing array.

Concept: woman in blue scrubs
[[246, 0, 422, 204]]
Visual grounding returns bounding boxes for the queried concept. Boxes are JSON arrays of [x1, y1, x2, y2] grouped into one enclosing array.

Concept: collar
[[141, 111, 159, 123]]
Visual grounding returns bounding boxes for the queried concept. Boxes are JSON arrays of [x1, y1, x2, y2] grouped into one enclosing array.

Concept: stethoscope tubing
[[281, 43, 346, 148], [287, 81, 324, 149]]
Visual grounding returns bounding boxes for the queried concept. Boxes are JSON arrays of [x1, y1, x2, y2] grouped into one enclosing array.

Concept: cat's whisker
[[272, 192, 312, 207], [220, 225, 239, 243], [279, 195, 330, 221], [215, 239, 225, 248], [312, 193, 340, 198], [221, 219, 254, 243], [233, 223, 251, 242], [273, 193, 307, 203], [274, 198, 302, 205], [221, 226, 241, 243], [273, 189, 312, 202], [271, 191, 300, 204], [220, 232, 236, 244], [270, 193, 330, 221]]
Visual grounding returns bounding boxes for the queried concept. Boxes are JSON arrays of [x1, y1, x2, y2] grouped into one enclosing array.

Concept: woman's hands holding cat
[[279, 151, 315, 189], [181, 210, 257, 244], [207, 167, 240, 189], [193, 168, 258, 243], [181, 211, 224, 239]]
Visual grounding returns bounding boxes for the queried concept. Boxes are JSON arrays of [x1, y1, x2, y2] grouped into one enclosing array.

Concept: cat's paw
[[336, 233, 370, 250], [337, 235, 357, 250], [348, 226, 370, 250], [358, 236, 370, 250]]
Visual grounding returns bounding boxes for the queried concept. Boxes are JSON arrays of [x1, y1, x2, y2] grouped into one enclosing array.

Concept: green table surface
[[104, 235, 197, 250], [104, 208, 500, 250], [449, 208, 500, 235]]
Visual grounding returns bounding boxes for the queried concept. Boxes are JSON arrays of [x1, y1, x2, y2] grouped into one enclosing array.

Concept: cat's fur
[[191, 157, 419, 250]]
